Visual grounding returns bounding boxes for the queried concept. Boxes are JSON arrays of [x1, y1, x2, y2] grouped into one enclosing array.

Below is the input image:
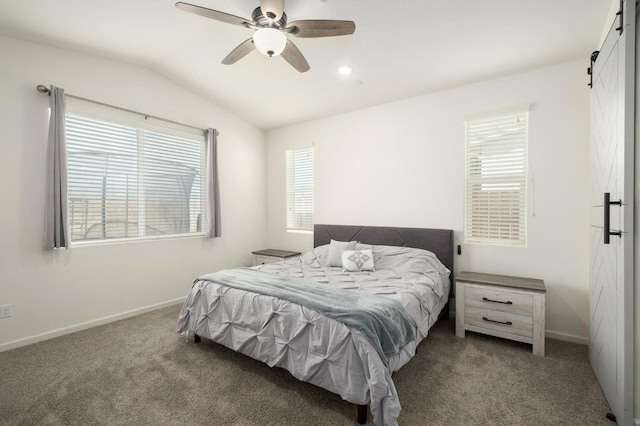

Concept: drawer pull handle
[[482, 297, 512, 305], [482, 316, 513, 326]]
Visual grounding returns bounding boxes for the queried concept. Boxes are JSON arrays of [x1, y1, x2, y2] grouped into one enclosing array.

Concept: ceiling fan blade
[[287, 20, 356, 38], [260, 0, 285, 21], [175, 2, 250, 27], [221, 39, 256, 65], [281, 39, 310, 73]]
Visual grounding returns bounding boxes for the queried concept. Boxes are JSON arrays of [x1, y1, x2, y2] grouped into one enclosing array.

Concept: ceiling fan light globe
[[253, 28, 286, 57]]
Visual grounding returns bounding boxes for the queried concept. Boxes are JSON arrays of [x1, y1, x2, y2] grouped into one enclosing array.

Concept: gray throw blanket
[[197, 268, 415, 366]]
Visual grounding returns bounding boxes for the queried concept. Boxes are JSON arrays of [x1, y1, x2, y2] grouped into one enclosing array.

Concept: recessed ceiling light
[[338, 66, 353, 76]]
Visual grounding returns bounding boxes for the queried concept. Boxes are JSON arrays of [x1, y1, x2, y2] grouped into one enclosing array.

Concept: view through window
[[66, 113, 204, 243]]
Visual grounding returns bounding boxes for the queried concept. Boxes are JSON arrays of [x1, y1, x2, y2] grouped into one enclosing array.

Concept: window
[[286, 147, 314, 231], [65, 113, 204, 243], [464, 110, 528, 246]]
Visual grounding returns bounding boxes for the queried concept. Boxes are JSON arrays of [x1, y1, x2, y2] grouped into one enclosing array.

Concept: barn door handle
[[604, 192, 622, 244]]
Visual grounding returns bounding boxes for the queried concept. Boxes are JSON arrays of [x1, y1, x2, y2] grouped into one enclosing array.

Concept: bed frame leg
[[194, 333, 201, 343], [357, 404, 367, 424], [441, 302, 450, 320]]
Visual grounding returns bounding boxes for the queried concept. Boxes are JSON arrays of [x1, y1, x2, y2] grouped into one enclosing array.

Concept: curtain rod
[[36, 85, 216, 136]]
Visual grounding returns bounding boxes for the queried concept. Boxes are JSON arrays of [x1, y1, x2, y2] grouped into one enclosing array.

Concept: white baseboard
[[0, 297, 185, 353], [544, 329, 588, 345]]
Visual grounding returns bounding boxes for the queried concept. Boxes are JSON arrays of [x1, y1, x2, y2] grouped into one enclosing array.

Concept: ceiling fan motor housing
[[251, 7, 287, 29]]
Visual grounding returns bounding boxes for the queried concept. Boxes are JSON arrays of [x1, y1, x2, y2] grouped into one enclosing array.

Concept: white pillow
[[342, 249, 375, 272], [326, 239, 357, 267]]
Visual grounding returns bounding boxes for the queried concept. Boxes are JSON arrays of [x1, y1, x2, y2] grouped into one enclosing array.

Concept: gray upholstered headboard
[[313, 224, 454, 284]]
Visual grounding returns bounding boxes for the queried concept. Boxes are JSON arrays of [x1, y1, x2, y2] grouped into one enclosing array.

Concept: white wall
[[266, 60, 591, 343], [0, 36, 267, 350]]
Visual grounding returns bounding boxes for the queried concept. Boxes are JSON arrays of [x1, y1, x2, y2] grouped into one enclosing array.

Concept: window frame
[[64, 100, 206, 246], [285, 147, 314, 232], [464, 108, 529, 246]]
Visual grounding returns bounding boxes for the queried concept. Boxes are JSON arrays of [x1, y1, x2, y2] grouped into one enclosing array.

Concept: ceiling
[[0, 0, 612, 130]]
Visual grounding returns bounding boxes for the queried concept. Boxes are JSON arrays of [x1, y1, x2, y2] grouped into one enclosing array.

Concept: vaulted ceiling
[[0, 0, 612, 130]]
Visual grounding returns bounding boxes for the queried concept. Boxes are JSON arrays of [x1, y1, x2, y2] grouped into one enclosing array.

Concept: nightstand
[[455, 271, 546, 356], [252, 249, 301, 266]]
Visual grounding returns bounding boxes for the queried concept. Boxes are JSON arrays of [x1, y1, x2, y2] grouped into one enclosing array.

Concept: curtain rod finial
[[36, 84, 50, 95]]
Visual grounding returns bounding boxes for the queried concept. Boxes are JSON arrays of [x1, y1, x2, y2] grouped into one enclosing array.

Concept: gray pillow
[[326, 239, 357, 267]]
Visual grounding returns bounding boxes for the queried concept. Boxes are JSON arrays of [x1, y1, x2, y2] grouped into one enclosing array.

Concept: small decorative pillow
[[326, 239, 357, 267], [342, 249, 375, 272]]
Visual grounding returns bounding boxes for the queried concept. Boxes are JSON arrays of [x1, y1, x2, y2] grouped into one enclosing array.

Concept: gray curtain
[[44, 86, 70, 249], [204, 128, 221, 238]]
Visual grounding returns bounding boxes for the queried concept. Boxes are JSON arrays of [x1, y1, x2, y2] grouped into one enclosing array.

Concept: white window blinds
[[286, 147, 314, 231], [66, 113, 204, 243], [464, 111, 528, 246]]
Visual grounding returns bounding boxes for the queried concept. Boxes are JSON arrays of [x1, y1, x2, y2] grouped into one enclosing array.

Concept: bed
[[177, 224, 453, 425]]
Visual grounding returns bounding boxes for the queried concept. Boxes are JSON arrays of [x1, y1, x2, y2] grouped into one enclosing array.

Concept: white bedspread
[[177, 244, 450, 426]]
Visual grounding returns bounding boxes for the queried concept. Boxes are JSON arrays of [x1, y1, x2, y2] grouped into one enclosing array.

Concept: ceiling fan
[[175, 1, 356, 73]]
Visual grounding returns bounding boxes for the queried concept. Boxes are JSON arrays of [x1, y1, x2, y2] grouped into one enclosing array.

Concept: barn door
[[589, 2, 634, 425]]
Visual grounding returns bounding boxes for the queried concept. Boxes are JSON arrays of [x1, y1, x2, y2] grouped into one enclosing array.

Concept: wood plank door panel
[[589, 2, 634, 424]]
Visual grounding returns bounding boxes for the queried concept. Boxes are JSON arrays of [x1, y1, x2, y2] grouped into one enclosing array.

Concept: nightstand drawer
[[465, 307, 533, 338], [465, 285, 533, 316], [254, 255, 281, 265]]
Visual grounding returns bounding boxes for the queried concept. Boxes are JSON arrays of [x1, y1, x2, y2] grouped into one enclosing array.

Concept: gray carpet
[[0, 304, 612, 425]]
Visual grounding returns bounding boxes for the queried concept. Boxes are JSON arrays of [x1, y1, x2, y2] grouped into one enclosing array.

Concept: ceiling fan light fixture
[[253, 28, 287, 57], [175, 2, 356, 73]]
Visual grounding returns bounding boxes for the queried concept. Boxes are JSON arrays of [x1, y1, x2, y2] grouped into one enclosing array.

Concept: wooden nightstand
[[252, 249, 301, 266], [455, 271, 546, 356]]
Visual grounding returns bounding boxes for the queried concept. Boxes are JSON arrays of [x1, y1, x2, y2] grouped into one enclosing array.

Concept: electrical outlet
[[0, 304, 12, 318]]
